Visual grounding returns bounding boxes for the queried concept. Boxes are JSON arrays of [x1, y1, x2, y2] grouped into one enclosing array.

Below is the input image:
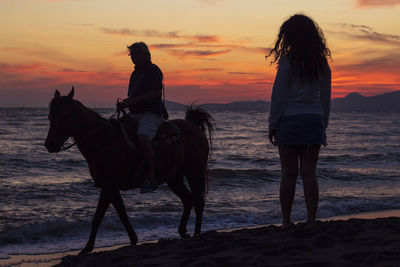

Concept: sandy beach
[[57, 217, 400, 267], [3, 210, 399, 267]]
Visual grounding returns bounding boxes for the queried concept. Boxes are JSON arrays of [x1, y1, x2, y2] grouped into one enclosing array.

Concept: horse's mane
[[49, 96, 107, 123], [74, 100, 107, 121]]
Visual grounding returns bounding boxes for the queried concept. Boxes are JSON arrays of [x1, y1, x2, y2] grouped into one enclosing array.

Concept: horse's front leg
[[111, 191, 138, 245], [79, 189, 113, 255]]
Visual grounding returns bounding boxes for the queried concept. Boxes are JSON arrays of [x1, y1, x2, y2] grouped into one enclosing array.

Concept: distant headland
[[166, 91, 400, 111]]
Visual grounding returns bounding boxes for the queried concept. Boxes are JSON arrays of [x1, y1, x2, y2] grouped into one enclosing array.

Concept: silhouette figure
[[44, 87, 215, 254], [266, 14, 331, 228], [117, 42, 165, 193]]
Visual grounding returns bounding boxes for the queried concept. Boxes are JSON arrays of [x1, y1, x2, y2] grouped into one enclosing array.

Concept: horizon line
[[0, 90, 399, 109]]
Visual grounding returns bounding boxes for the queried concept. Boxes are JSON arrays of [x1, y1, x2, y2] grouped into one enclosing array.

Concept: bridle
[[59, 99, 126, 151], [59, 111, 120, 151]]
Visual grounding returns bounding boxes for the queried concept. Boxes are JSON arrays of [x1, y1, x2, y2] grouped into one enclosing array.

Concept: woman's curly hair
[[266, 14, 331, 82]]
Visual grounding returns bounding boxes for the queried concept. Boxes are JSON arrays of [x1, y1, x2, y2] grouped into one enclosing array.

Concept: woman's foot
[[281, 222, 295, 229], [304, 220, 317, 229]]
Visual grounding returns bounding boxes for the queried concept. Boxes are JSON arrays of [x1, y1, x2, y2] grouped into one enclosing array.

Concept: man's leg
[[135, 113, 163, 193], [137, 134, 158, 191]]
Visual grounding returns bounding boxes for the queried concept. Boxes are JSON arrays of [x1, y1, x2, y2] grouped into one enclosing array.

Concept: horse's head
[[45, 87, 80, 153]]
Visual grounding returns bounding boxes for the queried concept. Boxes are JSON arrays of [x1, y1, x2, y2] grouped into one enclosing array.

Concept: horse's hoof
[[129, 235, 138, 245], [79, 249, 90, 255], [79, 245, 93, 255]]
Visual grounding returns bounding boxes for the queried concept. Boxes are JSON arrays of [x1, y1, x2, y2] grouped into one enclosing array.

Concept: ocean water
[[0, 108, 399, 258]]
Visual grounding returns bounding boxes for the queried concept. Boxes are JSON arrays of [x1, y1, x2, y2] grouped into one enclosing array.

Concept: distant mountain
[[165, 100, 185, 110], [202, 100, 270, 110], [165, 100, 270, 110], [332, 91, 400, 111], [165, 91, 400, 111]]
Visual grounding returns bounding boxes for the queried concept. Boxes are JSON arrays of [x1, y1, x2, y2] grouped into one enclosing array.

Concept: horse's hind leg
[[186, 172, 205, 236], [80, 189, 113, 254], [168, 177, 193, 238], [111, 191, 138, 245]]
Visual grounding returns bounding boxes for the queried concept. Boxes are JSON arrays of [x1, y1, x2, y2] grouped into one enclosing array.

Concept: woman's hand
[[268, 128, 276, 146]]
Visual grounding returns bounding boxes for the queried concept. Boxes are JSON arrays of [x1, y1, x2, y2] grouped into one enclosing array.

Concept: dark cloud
[[197, 68, 223, 72], [148, 42, 266, 59], [101, 28, 220, 43], [60, 68, 89, 73], [328, 23, 400, 46], [104, 28, 266, 59], [357, 0, 400, 7], [113, 41, 233, 59], [150, 43, 190, 49], [333, 23, 373, 32], [229, 72, 258, 75], [194, 35, 220, 42], [251, 81, 274, 85], [167, 49, 231, 58]]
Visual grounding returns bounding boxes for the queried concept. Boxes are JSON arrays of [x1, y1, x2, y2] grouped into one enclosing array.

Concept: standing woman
[[266, 14, 331, 228]]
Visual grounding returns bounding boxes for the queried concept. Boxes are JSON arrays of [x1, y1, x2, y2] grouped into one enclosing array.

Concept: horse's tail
[[185, 105, 216, 197], [185, 105, 216, 150]]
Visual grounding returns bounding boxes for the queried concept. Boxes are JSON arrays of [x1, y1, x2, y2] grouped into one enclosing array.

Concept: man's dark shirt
[[128, 62, 163, 115]]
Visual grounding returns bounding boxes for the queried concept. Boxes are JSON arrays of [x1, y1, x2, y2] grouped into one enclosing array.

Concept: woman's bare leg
[[299, 145, 321, 224], [278, 146, 299, 228]]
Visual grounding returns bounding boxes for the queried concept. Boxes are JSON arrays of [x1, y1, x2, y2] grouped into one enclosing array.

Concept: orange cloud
[[356, 0, 400, 7]]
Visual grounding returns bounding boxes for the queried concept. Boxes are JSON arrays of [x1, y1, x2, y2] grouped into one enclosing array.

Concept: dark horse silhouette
[[44, 88, 215, 254]]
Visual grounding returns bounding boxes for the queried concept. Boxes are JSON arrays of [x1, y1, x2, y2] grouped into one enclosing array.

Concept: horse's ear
[[68, 87, 74, 99], [54, 90, 61, 98]]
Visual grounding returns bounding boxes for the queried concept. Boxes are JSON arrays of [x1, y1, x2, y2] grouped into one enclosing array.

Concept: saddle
[[119, 114, 180, 150]]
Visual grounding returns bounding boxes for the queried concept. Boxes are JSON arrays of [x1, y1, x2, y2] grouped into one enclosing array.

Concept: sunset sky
[[0, 0, 399, 107]]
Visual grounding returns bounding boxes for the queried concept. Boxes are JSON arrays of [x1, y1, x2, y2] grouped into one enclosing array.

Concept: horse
[[44, 87, 215, 254]]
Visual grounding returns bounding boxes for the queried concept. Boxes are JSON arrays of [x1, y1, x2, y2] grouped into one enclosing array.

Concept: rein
[[60, 111, 120, 151]]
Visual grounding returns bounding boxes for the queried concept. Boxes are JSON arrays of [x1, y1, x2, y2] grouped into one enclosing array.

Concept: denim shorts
[[275, 114, 326, 146], [128, 113, 164, 140]]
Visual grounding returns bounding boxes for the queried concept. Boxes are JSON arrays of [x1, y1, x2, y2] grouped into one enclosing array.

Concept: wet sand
[[3, 210, 400, 267]]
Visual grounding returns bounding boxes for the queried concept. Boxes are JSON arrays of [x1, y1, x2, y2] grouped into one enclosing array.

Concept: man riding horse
[[45, 43, 215, 253], [117, 42, 164, 193]]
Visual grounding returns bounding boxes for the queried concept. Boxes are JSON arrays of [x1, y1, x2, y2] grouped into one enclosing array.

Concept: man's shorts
[[128, 113, 164, 140]]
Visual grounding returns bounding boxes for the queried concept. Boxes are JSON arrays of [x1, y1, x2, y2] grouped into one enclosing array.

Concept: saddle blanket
[[119, 115, 180, 148], [152, 121, 180, 147]]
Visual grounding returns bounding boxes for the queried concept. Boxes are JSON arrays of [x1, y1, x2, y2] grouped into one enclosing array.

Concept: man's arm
[[122, 89, 161, 108], [122, 66, 163, 109]]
